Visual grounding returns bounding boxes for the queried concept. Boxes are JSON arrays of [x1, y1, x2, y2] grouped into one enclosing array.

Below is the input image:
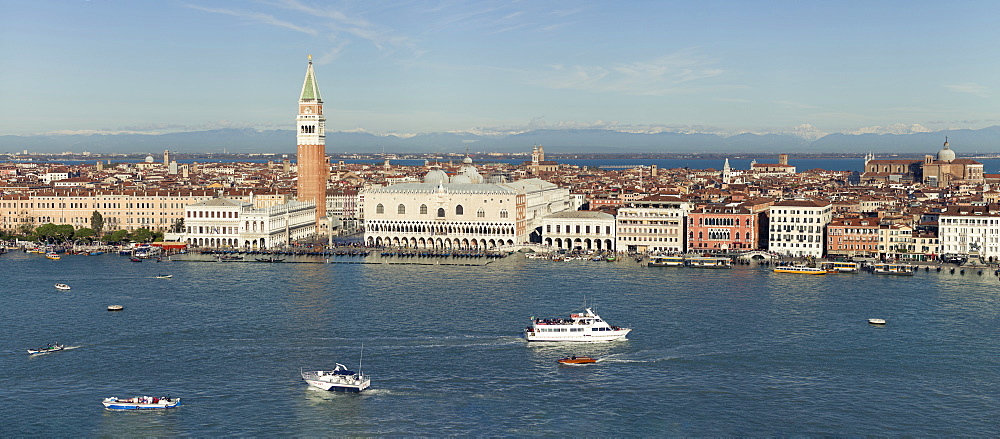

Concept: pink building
[[687, 203, 765, 252]]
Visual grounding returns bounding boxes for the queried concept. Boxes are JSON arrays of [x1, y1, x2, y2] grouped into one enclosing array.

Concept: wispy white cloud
[[536, 51, 724, 96], [945, 82, 989, 97], [183, 4, 318, 36]]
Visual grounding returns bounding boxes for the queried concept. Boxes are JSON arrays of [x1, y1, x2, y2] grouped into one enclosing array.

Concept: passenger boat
[[524, 307, 631, 342], [868, 318, 886, 325], [873, 263, 915, 276], [822, 261, 860, 273], [557, 356, 597, 364], [648, 255, 685, 267], [107, 305, 124, 311], [45, 252, 61, 260], [773, 265, 827, 275], [102, 396, 181, 410], [155, 274, 172, 279], [54, 283, 71, 290], [301, 364, 370, 392], [255, 257, 285, 263], [685, 256, 733, 268], [27, 343, 65, 354]]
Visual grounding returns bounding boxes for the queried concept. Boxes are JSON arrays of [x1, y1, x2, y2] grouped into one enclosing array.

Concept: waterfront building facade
[[767, 198, 832, 257], [172, 197, 315, 249], [826, 216, 880, 259], [363, 159, 572, 249], [686, 203, 764, 252], [541, 210, 616, 251], [616, 195, 691, 254], [296, 55, 328, 230], [937, 204, 1000, 261]]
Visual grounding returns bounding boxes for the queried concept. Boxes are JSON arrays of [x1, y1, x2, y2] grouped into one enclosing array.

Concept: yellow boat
[[45, 252, 61, 260], [773, 265, 827, 275]]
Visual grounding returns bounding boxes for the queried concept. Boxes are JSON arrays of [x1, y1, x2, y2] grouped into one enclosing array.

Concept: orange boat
[[557, 356, 597, 365]]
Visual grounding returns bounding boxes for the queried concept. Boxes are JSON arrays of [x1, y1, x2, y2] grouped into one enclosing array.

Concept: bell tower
[[296, 55, 328, 230]]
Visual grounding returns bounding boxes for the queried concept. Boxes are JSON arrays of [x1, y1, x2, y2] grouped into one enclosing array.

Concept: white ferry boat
[[873, 263, 915, 276], [685, 256, 733, 269], [524, 308, 631, 342], [773, 265, 828, 275], [648, 255, 685, 267]]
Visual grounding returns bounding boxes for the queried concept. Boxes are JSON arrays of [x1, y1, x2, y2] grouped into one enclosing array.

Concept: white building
[[542, 210, 616, 251], [616, 195, 692, 254], [363, 157, 573, 249], [767, 198, 832, 257], [173, 198, 316, 249], [937, 204, 1000, 261]]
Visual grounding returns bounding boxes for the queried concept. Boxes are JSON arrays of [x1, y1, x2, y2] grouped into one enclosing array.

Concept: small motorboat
[[129, 258, 142, 263], [868, 318, 886, 325], [301, 364, 370, 392], [107, 305, 124, 311], [557, 356, 597, 364], [45, 252, 61, 260], [155, 275, 172, 279], [27, 343, 65, 355], [102, 396, 181, 410], [54, 283, 71, 291]]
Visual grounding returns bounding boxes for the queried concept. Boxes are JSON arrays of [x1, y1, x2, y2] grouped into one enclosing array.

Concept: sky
[[1, 0, 999, 139]]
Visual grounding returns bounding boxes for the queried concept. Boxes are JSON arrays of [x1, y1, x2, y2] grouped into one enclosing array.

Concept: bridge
[[734, 250, 779, 261]]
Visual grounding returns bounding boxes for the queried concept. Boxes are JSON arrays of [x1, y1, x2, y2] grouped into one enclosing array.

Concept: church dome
[[462, 156, 473, 165], [144, 155, 155, 163], [423, 168, 449, 184], [450, 174, 472, 184], [937, 139, 956, 162]]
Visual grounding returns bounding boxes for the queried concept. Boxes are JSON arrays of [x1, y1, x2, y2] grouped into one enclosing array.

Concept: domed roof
[[462, 156, 473, 165], [937, 139, 956, 162], [144, 155, 155, 163], [450, 174, 472, 184], [423, 168, 449, 184]]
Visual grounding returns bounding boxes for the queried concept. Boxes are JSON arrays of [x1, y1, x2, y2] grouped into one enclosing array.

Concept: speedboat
[[107, 305, 124, 311], [868, 318, 886, 325], [27, 343, 65, 355], [557, 356, 597, 364], [102, 396, 181, 410], [54, 283, 71, 291], [129, 258, 142, 263], [301, 364, 370, 392], [524, 307, 631, 342], [155, 275, 172, 279]]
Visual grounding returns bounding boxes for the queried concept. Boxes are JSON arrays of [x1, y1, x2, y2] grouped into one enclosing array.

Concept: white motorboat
[[868, 318, 886, 325], [301, 364, 370, 393], [102, 396, 181, 410], [54, 283, 71, 290], [524, 307, 631, 342], [27, 343, 65, 354], [107, 305, 124, 311], [155, 274, 172, 279]]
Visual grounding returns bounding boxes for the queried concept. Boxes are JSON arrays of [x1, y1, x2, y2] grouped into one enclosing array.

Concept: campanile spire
[[296, 55, 328, 231]]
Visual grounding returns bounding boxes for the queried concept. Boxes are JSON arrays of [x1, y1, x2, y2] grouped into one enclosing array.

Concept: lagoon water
[[2, 251, 998, 436]]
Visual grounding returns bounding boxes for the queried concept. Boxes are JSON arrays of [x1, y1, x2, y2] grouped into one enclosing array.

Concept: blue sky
[[1, 0, 998, 138]]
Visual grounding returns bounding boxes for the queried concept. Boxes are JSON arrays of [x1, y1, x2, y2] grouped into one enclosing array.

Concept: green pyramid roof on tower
[[300, 58, 322, 102]]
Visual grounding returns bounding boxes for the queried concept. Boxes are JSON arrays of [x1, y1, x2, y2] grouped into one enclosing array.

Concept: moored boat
[[648, 255, 685, 267], [873, 263, 915, 276], [822, 261, 861, 273], [557, 355, 597, 364], [54, 283, 71, 290], [773, 265, 827, 275], [102, 396, 181, 410], [27, 343, 65, 354], [686, 256, 733, 268], [301, 364, 370, 392], [524, 307, 631, 342]]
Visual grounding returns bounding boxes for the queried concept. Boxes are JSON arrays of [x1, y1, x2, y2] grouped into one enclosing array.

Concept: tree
[[34, 223, 74, 242], [131, 228, 154, 243], [105, 229, 130, 243], [74, 228, 95, 241], [90, 211, 105, 236]]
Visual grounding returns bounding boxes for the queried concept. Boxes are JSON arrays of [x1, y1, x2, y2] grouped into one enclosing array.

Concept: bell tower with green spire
[[297, 55, 328, 231]]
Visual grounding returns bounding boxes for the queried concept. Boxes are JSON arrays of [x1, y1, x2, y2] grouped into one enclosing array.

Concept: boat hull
[[525, 329, 631, 342], [102, 398, 181, 410], [303, 379, 369, 393]]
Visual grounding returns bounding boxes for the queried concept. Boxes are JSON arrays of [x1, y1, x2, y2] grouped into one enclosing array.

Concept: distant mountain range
[[2, 126, 999, 155]]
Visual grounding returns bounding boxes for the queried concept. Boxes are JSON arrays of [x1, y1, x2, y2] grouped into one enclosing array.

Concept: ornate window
[[398, 204, 406, 214], [456, 205, 464, 215], [500, 209, 509, 219], [376, 204, 384, 214], [477, 209, 485, 218], [420, 204, 428, 215], [437, 208, 446, 218]]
